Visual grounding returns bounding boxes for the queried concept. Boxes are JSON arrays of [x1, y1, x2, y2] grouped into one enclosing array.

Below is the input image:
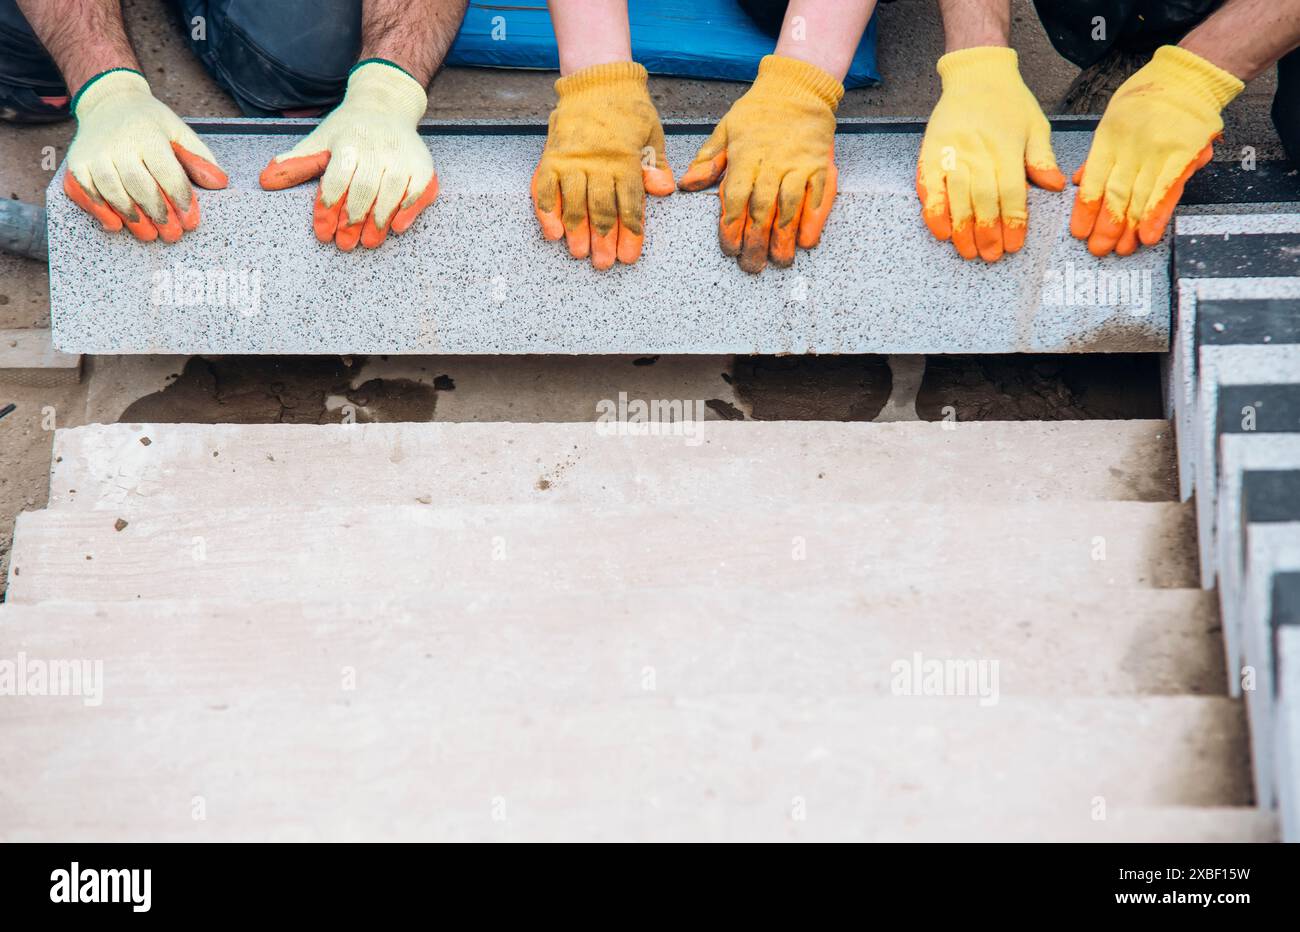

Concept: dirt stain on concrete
[[916, 354, 1162, 421], [120, 356, 440, 424], [730, 355, 893, 421]]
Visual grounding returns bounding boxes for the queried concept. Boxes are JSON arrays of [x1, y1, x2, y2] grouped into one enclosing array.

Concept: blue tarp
[[446, 0, 880, 88]]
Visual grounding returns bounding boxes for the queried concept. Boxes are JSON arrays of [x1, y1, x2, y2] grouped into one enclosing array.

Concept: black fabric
[[1274, 48, 1300, 166], [0, 0, 362, 120], [737, 0, 787, 39], [172, 0, 362, 116], [1032, 0, 1223, 67]]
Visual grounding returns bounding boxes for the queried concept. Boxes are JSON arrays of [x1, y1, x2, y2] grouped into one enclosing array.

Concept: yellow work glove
[[532, 61, 674, 270], [259, 59, 436, 251], [64, 68, 228, 243], [678, 54, 842, 274], [1071, 45, 1243, 257], [917, 47, 1065, 262]]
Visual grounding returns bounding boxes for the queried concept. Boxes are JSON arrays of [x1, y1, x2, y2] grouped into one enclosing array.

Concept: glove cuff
[[754, 55, 844, 111], [936, 46, 1022, 87], [345, 59, 429, 123], [1151, 45, 1245, 111], [555, 61, 648, 97], [72, 68, 150, 117]]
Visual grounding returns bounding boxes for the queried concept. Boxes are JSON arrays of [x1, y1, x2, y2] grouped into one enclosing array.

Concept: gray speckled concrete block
[[47, 123, 1170, 355], [1194, 345, 1300, 593], [1170, 213, 1300, 502], [1237, 528, 1300, 808], [1278, 625, 1300, 841], [1218, 436, 1300, 651]]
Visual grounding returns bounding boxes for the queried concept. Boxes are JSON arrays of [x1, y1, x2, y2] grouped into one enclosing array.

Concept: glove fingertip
[[1028, 164, 1066, 192], [172, 142, 228, 189], [677, 152, 726, 192], [260, 151, 330, 191]]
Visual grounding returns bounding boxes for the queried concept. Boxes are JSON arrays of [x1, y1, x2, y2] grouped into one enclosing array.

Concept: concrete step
[[0, 328, 80, 386], [48, 420, 1178, 512], [1193, 345, 1300, 588], [0, 586, 1224, 696], [47, 122, 1168, 355], [4, 501, 1199, 603], [0, 684, 1249, 840]]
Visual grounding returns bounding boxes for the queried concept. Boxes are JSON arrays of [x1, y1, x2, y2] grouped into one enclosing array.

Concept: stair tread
[[0, 692, 1251, 841], [49, 420, 1178, 510], [0, 587, 1223, 696], [6, 501, 1199, 603]]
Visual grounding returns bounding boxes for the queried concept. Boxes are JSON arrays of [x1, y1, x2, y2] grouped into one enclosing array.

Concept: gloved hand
[[678, 54, 842, 273], [1071, 45, 1243, 257], [916, 47, 1065, 262], [532, 61, 674, 270], [259, 59, 436, 251], [63, 69, 228, 242]]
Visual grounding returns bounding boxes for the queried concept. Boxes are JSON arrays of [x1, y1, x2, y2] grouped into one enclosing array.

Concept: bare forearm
[[773, 0, 877, 81], [360, 0, 468, 85], [547, 0, 632, 75], [1181, 0, 1300, 81], [938, 0, 1010, 52], [15, 0, 139, 96]]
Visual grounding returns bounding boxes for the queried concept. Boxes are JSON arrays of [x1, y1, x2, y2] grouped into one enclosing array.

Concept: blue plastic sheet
[[446, 0, 880, 88]]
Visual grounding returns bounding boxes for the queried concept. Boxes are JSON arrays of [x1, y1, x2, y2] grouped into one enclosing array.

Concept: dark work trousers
[[0, 0, 364, 122]]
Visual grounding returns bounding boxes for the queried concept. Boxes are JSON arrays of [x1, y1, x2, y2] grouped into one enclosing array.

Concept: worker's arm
[[259, 0, 468, 251], [530, 1, 674, 270], [17, 0, 228, 242], [676, 1, 873, 273], [1073, 0, 1300, 255], [915, 0, 1063, 263]]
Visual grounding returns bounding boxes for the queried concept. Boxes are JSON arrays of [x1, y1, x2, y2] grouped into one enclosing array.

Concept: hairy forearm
[[361, 0, 468, 85], [1181, 0, 1300, 81], [773, 0, 877, 81], [15, 0, 139, 96], [938, 0, 1010, 52], [547, 0, 632, 75]]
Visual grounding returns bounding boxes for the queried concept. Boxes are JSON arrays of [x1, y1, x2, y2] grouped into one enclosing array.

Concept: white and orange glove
[[917, 47, 1065, 262], [259, 59, 437, 251], [63, 68, 228, 242]]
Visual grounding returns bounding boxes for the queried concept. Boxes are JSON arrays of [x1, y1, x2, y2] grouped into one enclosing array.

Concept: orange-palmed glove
[[1071, 45, 1244, 257], [259, 59, 436, 251], [678, 54, 843, 273], [64, 68, 228, 242], [917, 47, 1065, 262], [532, 61, 675, 270]]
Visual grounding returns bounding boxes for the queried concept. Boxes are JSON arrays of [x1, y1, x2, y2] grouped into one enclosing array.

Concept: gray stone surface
[[1170, 214, 1300, 503], [1217, 436, 1300, 665], [1194, 345, 1300, 594], [48, 124, 1170, 355], [1237, 528, 1300, 807], [1278, 625, 1300, 841]]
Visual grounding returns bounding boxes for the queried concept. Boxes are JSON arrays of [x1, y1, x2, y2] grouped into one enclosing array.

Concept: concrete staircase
[[0, 419, 1271, 841]]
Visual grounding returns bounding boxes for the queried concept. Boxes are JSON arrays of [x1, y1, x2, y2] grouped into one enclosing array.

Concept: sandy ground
[[0, 0, 1286, 596]]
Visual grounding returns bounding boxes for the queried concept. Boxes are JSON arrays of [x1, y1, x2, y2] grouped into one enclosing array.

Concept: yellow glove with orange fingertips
[[1071, 45, 1243, 257], [917, 47, 1065, 262], [678, 54, 843, 274], [531, 61, 675, 270]]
